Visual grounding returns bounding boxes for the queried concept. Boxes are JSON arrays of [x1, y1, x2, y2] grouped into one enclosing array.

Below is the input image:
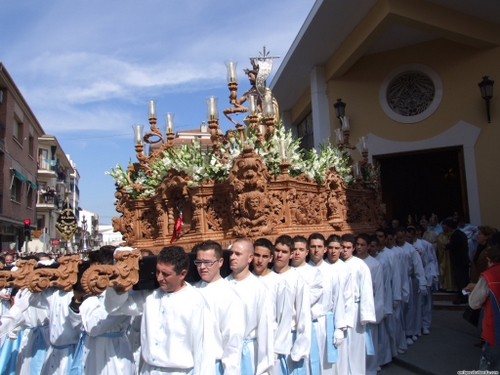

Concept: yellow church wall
[[288, 38, 500, 227], [331, 38, 500, 227]]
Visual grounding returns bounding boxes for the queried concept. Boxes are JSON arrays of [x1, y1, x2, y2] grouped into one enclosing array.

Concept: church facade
[[271, 0, 500, 228]]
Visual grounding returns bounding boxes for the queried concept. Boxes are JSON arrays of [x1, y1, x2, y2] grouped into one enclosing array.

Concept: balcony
[[36, 190, 60, 210]]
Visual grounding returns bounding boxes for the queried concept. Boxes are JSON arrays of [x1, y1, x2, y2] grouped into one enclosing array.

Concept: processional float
[[0, 48, 384, 295]]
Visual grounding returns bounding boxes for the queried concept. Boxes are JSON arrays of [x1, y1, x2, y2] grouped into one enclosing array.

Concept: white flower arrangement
[[106, 122, 354, 198]]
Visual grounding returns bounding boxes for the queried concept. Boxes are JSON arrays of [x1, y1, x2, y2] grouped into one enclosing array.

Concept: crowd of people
[[0, 223, 444, 375]]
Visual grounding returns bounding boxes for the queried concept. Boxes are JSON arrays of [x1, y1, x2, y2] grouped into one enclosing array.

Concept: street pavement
[[377, 309, 482, 375]]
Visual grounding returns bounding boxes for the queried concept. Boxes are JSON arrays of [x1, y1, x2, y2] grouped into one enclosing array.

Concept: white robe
[[195, 278, 245, 375], [361, 256, 384, 375], [374, 250, 394, 366], [386, 246, 408, 352], [40, 289, 82, 375], [402, 241, 427, 337], [257, 271, 282, 327], [79, 290, 135, 375], [16, 289, 51, 375], [104, 284, 216, 375], [270, 268, 311, 374], [344, 257, 375, 375], [416, 238, 439, 330], [309, 260, 345, 375], [226, 273, 274, 375], [325, 259, 352, 375]]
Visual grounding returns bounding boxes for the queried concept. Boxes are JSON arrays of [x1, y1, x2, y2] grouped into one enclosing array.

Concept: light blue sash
[[68, 330, 126, 375], [277, 354, 288, 375], [0, 330, 23, 375], [241, 337, 256, 375], [68, 332, 86, 375], [309, 322, 321, 375], [365, 324, 375, 356], [325, 311, 338, 364], [26, 324, 48, 375], [215, 359, 224, 375], [291, 331, 306, 375]]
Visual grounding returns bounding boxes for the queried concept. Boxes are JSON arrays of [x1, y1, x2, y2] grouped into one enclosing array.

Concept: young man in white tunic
[[385, 228, 409, 353], [226, 239, 274, 375], [374, 229, 401, 361], [415, 226, 440, 335], [104, 246, 216, 375], [325, 235, 353, 375], [340, 234, 376, 375], [272, 235, 311, 375], [252, 238, 281, 303], [194, 240, 245, 375], [355, 234, 384, 375], [307, 234, 346, 375], [70, 246, 135, 375], [292, 236, 323, 375], [398, 227, 427, 344]]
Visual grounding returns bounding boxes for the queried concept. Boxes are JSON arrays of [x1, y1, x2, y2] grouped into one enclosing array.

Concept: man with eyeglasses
[[226, 239, 274, 375], [194, 240, 245, 375]]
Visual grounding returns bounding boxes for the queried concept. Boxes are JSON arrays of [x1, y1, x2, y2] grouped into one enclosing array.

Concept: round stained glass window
[[379, 64, 442, 124], [387, 72, 435, 116]]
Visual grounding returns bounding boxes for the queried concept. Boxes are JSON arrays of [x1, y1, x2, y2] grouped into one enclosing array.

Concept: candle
[[248, 94, 257, 115], [360, 136, 366, 151], [263, 91, 274, 117], [334, 129, 344, 144], [205, 96, 219, 120], [165, 113, 175, 134], [148, 100, 156, 118], [279, 140, 287, 160], [225, 61, 238, 83], [353, 162, 360, 177], [341, 116, 350, 131], [132, 124, 144, 145]]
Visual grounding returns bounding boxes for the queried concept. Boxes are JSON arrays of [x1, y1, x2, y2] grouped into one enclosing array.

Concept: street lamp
[[478, 76, 494, 123], [333, 98, 346, 125]]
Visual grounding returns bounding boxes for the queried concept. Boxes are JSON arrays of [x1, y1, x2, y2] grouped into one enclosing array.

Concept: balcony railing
[[37, 191, 60, 207]]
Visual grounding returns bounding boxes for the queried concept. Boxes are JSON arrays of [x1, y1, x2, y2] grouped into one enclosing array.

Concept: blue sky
[[0, 0, 315, 224]]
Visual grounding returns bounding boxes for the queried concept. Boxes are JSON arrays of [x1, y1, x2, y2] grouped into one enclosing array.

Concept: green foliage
[[106, 122, 354, 197]]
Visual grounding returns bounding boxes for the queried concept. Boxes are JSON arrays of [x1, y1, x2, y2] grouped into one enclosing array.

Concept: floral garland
[[106, 122, 354, 198]]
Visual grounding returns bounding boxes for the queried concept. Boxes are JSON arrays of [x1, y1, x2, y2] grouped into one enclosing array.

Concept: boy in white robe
[[292, 235, 323, 375], [386, 229, 410, 353], [374, 229, 401, 361], [40, 288, 82, 375], [402, 227, 427, 342], [69, 246, 135, 375], [340, 234, 376, 375], [194, 240, 245, 375], [252, 238, 281, 303], [272, 235, 311, 375], [226, 239, 274, 375], [325, 235, 353, 375], [416, 227, 440, 335], [356, 234, 384, 375], [104, 245, 216, 375], [307, 233, 346, 375]]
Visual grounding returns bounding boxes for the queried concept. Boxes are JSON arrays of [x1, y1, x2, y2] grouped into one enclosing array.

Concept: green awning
[[29, 181, 37, 189], [11, 168, 27, 183]]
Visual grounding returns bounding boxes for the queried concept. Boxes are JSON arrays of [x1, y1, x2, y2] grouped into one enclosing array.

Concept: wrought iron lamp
[[333, 98, 346, 125], [478, 76, 494, 123]]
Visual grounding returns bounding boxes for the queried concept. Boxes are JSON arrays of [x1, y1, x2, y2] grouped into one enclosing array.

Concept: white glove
[[393, 300, 400, 309], [420, 287, 428, 297], [334, 329, 345, 347], [13, 290, 33, 312]]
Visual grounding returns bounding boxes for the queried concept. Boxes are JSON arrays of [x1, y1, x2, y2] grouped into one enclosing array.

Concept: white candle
[[279, 140, 287, 160], [165, 113, 174, 134], [148, 100, 156, 118], [360, 136, 366, 151]]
